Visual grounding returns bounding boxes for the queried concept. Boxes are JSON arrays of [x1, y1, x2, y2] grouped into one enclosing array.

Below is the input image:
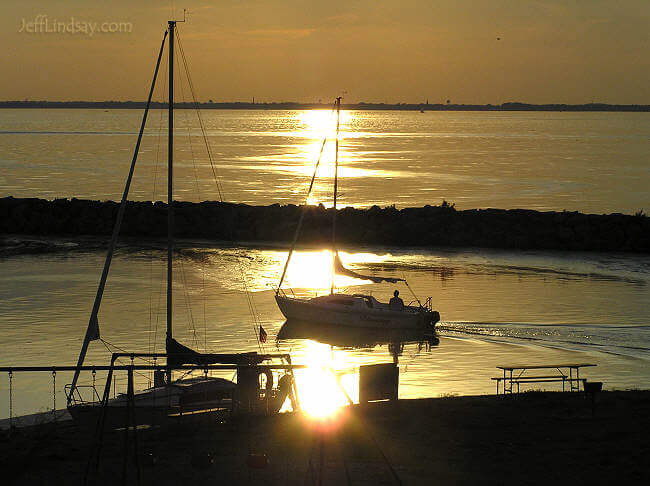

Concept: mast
[[331, 96, 341, 295], [166, 20, 175, 380]]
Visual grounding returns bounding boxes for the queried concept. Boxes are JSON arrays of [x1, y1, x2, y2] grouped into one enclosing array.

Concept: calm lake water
[[0, 109, 648, 213], [0, 109, 649, 419]]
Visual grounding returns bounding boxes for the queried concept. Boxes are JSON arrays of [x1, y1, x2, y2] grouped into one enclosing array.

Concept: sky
[[2, 0, 649, 104]]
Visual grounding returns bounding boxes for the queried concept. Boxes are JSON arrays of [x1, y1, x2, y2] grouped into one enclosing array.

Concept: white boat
[[275, 97, 440, 330], [66, 17, 296, 427], [276, 293, 438, 329]]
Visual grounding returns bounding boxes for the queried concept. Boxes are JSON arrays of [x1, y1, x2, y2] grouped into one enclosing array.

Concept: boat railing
[[1, 358, 304, 425], [422, 296, 433, 312], [65, 383, 101, 406]]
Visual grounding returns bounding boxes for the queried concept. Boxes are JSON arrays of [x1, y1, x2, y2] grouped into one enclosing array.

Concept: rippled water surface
[[0, 108, 649, 419], [0, 245, 648, 418], [1, 109, 648, 213]]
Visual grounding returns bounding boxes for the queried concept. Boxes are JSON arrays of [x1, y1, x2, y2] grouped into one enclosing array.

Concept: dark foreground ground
[[1, 391, 649, 485]]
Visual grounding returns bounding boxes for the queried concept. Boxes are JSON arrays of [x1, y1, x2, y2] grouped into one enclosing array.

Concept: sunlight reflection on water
[[2, 109, 648, 212], [1, 246, 648, 419]]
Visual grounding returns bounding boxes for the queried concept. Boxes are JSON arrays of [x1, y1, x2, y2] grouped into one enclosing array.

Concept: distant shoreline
[[1, 101, 649, 112]]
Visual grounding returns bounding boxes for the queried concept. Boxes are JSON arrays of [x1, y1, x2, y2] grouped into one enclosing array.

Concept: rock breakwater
[[1, 197, 648, 253]]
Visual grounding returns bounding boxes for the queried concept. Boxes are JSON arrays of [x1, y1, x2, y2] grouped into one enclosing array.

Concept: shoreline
[[2, 197, 649, 254], [2, 101, 650, 112], [1, 391, 648, 484]]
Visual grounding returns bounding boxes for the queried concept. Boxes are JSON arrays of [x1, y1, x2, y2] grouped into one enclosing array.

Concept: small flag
[[259, 326, 267, 344], [88, 314, 101, 341]]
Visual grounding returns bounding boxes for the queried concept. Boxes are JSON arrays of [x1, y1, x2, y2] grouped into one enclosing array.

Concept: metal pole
[[121, 368, 134, 484], [8, 371, 13, 428], [331, 96, 341, 295], [52, 370, 56, 422], [166, 20, 175, 383], [0, 364, 307, 372]]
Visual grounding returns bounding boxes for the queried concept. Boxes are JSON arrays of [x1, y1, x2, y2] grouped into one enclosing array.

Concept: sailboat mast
[[331, 96, 341, 295], [167, 20, 175, 357]]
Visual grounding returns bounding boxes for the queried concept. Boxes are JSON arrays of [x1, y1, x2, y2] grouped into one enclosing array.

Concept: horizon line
[[1, 100, 649, 111]]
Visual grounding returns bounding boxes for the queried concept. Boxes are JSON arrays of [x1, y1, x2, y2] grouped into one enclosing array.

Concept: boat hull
[[275, 295, 438, 330], [68, 374, 294, 428], [68, 378, 234, 427]]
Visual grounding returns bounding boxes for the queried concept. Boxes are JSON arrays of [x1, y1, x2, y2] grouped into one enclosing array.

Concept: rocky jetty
[[1, 196, 648, 253]]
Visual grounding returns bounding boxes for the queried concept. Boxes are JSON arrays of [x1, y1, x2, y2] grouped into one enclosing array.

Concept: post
[[359, 363, 398, 404], [8, 371, 13, 429], [52, 370, 57, 422]]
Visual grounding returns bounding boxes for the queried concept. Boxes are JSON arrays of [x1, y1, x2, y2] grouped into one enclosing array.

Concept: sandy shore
[[1, 390, 648, 485]]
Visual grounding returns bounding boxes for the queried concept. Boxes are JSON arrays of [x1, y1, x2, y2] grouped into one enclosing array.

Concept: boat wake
[[437, 321, 650, 359]]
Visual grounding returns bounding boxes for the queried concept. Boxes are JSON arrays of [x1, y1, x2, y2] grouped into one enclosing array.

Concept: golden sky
[[2, 1, 649, 104]]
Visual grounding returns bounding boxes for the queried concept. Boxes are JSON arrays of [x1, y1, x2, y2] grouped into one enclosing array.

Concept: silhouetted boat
[[276, 293, 439, 329], [275, 97, 440, 331], [66, 18, 295, 426]]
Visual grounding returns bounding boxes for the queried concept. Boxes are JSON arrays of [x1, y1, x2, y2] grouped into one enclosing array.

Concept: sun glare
[[297, 109, 339, 138], [294, 109, 372, 189], [293, 341, 357, 419], [241, 109, 400, 189], [284, 250, 383, 292]]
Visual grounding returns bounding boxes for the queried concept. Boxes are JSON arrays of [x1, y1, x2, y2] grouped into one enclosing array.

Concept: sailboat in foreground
[[66, 19, 295, 426], [275, 98, 440, 330]]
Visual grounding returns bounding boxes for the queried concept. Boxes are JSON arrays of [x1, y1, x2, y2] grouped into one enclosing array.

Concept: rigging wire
[[175, 38, 209, 354], [176, 28, 265, 353], [173, 39, 201, 350], [176, 32, 224, 201], [152, 262, 166, 354], [176, 41, 202, 201], [99, 339, 153, 381], [276, 102, 338, 293], [178, 256, 199, 348], [403, 278, 421, 307], [149, 44, 169, 356]]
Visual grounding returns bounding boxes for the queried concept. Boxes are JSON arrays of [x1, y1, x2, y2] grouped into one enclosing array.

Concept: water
[[0, 109, 649, 419], [0, 244, 648, 419], [0, 109, 648, 213]]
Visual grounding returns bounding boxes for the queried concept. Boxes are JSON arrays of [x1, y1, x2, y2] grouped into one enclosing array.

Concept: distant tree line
[[1, 100, 648, 112]]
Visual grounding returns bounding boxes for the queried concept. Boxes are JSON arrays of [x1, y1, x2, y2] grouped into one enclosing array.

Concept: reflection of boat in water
[[275, 97, 440, 330], [66, 19, 294, 427], [277, 319, 439, 350]]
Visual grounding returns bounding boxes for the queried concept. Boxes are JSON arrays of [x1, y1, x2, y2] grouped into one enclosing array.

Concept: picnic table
[[493, 363, 597, 395]]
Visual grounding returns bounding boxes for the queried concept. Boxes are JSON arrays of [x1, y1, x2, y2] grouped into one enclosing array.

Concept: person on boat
[[389, 289, 404, 311]]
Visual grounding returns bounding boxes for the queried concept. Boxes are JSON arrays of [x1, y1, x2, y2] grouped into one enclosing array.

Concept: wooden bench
[[493, 364, 596, 395]]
